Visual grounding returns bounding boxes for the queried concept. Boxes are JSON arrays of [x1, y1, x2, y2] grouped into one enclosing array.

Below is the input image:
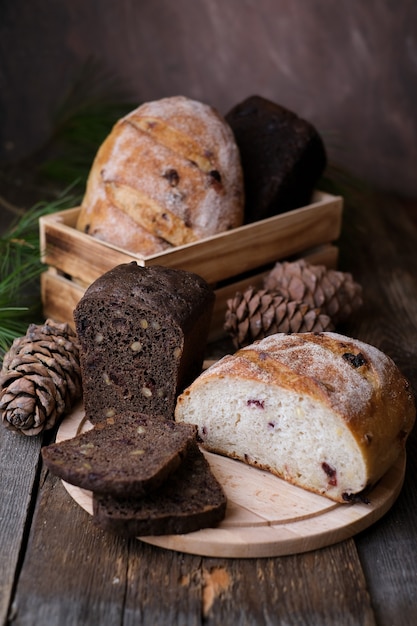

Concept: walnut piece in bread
[[76, 96, 245, 255], [175, 332, 415, 503]]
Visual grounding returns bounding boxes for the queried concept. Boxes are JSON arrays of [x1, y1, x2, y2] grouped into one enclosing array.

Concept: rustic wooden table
[[1, 191, 416, 626]]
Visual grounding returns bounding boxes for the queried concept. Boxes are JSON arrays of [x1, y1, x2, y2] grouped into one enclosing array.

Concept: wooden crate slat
[[40, 192, 342, 286], [41, 244, 339, 339], [40, 213, 142, 286], [145, 196, 342, 282], [41, 271, 83, 328]]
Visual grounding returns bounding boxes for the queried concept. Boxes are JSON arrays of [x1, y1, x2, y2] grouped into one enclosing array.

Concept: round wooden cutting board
[[57, 403, 406, 558]]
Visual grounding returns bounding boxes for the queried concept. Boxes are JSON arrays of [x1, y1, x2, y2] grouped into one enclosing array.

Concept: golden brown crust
[[76, 96, 244, 256], [185, 332, 415, 489]]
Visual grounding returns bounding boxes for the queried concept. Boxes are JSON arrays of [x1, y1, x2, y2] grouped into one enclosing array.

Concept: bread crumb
[[202, 567, 231, 616]]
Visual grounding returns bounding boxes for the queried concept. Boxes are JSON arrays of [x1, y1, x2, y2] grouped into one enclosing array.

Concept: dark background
[[1, 0, 416, 207]]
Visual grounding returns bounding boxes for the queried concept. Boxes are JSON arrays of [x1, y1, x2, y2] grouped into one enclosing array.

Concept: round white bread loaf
[[76, 96, 245, 255], [175, 332, 415, 503]]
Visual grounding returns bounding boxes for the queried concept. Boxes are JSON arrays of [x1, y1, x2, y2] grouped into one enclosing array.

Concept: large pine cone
[[0, 319, 82, 436], [264, 259, 363, 325], [224, 287, 334, 348]]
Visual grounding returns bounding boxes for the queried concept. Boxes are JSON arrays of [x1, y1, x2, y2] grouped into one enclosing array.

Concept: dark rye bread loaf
[[73, 262, 214, 423], [225, 95, 327, 223], [92, 441, 227, 536], [42, 413, 197, 497]]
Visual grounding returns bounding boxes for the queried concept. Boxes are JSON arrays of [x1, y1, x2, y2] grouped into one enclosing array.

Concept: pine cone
[[0, 319, 82, 436], [264, 259, 363, 325], [224, 287, 334, 348]]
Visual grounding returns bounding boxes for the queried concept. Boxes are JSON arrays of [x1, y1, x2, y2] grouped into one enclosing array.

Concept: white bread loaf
[[175, 332, 415, 502], [76, 96, 244, 255]]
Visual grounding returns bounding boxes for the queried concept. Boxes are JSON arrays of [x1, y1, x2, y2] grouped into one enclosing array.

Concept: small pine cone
[[224, 286, 334, 348], [0, 319, 82, 436], [264, 259, 363, 325]]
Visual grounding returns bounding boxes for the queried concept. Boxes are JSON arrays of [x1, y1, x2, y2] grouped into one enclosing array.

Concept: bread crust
[[76, 96, 244, 255], [225, 95, 327, 222], [175, 332, 415, 502]]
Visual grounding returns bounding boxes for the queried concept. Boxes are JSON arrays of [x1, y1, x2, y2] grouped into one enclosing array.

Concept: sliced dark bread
[[92, 442, 227, 536], [73, 263, 214, 424], [42, 413, 197, 497]]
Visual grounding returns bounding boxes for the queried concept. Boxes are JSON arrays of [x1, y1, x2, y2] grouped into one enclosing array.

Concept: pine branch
[[0, 191, 79, 360]]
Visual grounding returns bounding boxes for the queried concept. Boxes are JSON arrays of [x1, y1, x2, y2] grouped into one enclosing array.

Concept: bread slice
[[92, 442, 227, 536], [175, 332, 415, 503], [42, 413, 197, 497]]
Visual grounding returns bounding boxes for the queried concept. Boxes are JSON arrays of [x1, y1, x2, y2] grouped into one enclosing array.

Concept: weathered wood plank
[[10, 470, 376, 625], [0, 429, 42, 625], [122, 541, 376, 625], [340, 194, 417, 626], [10, 471, 127, 625], [122, 541, 203, 626], [355, 462, 417, 626], [199, 545, 375, 626]]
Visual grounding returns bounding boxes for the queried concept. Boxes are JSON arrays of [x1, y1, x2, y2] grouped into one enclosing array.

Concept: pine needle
[[0, 191, 79, 360], [0, 309, 30, 356]]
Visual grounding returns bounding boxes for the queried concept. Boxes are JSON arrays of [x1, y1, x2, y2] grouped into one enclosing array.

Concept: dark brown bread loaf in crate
[[73, 262, 214, 424], [92, 441, 227, 536], [226, 95, 327, 223], [42, 413, 197, 497]]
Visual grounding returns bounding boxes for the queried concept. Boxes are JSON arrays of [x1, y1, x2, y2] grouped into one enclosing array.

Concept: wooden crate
[[40, 191, 343, 340]]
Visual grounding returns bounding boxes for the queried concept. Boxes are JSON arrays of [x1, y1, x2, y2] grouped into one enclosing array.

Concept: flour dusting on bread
[[175, 332, 415, 502], [76, 95, 244, 255]]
